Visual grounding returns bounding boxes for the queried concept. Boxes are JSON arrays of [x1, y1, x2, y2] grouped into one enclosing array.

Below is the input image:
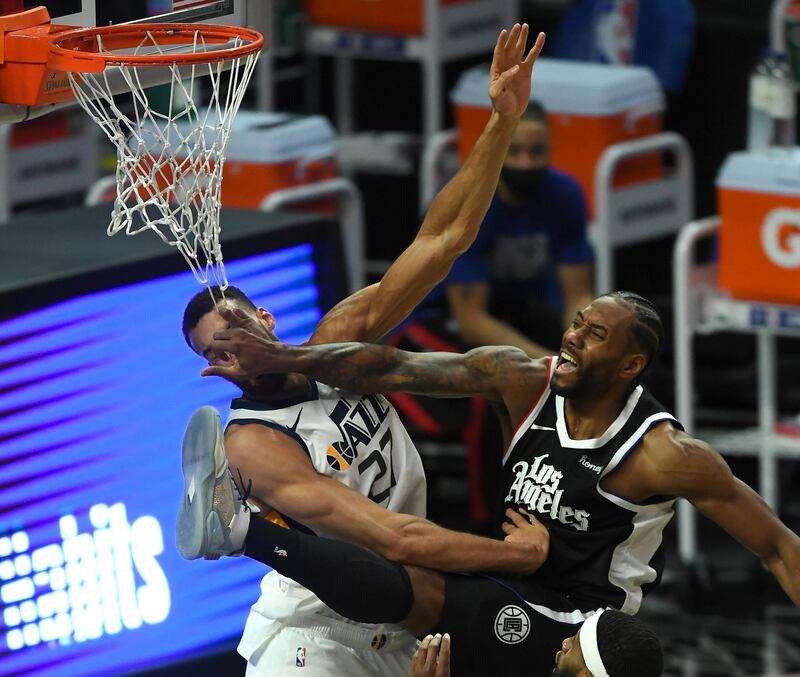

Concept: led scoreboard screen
[[0, 242, 335, 676]]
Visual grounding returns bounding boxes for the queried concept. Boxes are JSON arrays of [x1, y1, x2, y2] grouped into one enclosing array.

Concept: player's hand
[[408, 633, 451, 677], [489, 23, 545, 118], [502, 506, 549, 567], [200, 305, 287, 379]]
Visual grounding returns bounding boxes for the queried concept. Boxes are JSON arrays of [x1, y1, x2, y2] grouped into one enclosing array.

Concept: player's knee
[[405, 566, 445, 604], [401, 566, 445, 636]]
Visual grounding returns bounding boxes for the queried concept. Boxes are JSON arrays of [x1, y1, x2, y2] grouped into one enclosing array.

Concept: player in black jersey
[[205, 291, 800, 617], [199, 291, 690, 671]]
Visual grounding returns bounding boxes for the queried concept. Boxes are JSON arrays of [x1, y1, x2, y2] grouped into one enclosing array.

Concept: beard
[[550, 668, 577, 677], [549, 361, 618, 400]]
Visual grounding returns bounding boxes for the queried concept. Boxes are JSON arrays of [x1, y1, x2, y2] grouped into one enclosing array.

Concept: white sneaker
[[176, 405, 248, 560]]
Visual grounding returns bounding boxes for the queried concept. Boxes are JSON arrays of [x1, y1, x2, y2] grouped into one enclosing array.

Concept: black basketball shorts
[[432, 573, 583, 677]]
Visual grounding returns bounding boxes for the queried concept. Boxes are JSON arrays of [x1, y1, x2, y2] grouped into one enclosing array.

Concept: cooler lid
[[717, 148, 800, 196], [451, 59, 664, 116], [226, 111, 336, 163], [153, 111, 337, 163]]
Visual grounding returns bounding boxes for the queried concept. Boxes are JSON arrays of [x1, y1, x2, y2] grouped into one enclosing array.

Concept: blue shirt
[[427, 166, 592, 316]]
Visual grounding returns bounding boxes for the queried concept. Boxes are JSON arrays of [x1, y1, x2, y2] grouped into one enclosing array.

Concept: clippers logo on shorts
[[762, 208, 800, 268], [494, 605, 530, 645], [295, 647, 307, 667], [504, 454, 590, 531]]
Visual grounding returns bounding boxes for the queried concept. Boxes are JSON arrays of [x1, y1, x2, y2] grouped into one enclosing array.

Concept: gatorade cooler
[[221, 111, 337, 209], [306, 0, 475, 35], [451, 59, 665, 213], [716, 149, 800, 306], [140, 111, 337, 209]]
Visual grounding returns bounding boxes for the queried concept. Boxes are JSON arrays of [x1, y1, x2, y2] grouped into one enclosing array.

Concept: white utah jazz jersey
[[228, 380, 427, 661]]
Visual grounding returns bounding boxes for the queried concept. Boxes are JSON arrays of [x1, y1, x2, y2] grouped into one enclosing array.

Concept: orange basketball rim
[[0, 5, 264, 107]]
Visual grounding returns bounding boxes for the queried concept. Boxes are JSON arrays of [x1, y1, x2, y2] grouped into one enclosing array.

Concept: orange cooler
[[451, 60, 664, 213], [716, 150, 800, 305], [306, 0, 473, 35], [221, 111, 336, 209], [159, 111, 336, 209]]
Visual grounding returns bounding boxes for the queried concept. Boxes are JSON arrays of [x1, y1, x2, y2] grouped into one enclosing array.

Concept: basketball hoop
[[46, 22, 264, 289]]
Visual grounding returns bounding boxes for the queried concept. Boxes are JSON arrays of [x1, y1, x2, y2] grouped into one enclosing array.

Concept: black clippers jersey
[[502, 358, 681, 613]]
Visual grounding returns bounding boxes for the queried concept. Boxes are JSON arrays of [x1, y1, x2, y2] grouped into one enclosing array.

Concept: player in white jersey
[[225, 383, 427, 670], [178, 25, 549, 676]]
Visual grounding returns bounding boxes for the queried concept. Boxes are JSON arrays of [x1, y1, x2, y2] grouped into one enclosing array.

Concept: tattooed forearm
[[284, 342, 529, 400], [292, 343, 400, 395]]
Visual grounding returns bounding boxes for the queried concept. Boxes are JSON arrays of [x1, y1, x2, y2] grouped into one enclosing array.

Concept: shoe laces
[[231, 467, 253, 509]]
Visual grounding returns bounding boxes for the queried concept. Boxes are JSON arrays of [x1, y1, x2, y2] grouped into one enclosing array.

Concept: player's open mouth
[[556, 351, 578, 374]]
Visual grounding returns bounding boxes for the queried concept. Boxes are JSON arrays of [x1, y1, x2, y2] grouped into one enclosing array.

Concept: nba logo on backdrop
[[593, 0, 638, 64], [296, 647, 307, 667]]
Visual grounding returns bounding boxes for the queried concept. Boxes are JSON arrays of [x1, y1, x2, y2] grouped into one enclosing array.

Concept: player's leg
[[176, 404, 444, 634], [238, 519, 586, 677], [174, 407, 580, 674], [244, 516, 444, 634]]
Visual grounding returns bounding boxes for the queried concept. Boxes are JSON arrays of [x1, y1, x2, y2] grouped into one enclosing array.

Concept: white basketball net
[[68, 30, 260, 290]]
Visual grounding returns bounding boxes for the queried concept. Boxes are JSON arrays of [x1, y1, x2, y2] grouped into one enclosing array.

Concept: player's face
[[551, 297, 641, 399], [187, 306, 277, 373], [189, 309, 237, 369], [504, 119, 550, 170], [551, 630, 588, 676]]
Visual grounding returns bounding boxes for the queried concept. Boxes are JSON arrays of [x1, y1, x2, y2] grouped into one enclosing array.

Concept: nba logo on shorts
[[494, 605, 531, 645], [296, 647, 307, 667]]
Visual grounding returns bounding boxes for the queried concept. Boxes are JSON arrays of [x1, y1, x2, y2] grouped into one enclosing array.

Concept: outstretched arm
[[310, 25, 546, 345], [638, 424, 800, 606]]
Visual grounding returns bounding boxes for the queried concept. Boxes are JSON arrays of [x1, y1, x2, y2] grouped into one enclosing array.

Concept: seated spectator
[[435, 101, 594, 358]]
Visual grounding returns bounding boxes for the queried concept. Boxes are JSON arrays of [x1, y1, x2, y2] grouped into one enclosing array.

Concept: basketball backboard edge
[[0, 0, 270, 123]]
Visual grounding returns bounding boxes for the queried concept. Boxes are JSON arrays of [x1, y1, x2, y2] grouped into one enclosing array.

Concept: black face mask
[[500, 166, 547, 202]]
